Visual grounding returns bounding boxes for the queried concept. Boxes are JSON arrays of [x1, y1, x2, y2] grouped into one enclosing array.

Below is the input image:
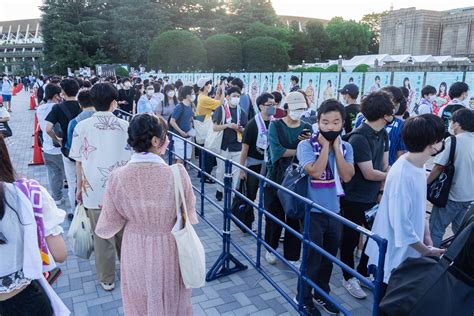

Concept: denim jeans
[[43, 152, 65, 201], [429, 199, 472, 247]]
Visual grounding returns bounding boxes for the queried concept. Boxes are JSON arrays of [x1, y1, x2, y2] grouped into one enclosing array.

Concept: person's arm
[[239, 144, 250, 179], [410, 241, 445, 257], [427, 164, 444, 184], [45, 121, 62, 145], [76, 161, 83, 204], [170, 118, 187, 137], [334, 138, 355, 183], [46, 235, 67, 263], [357, 161, 388, 181]]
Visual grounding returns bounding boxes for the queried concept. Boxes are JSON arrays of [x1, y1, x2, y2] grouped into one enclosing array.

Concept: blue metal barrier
[[168, 132, 388, 316]]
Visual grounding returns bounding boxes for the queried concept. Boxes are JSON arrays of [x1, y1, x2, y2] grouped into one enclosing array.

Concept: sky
[[1, 0, 473, 22]]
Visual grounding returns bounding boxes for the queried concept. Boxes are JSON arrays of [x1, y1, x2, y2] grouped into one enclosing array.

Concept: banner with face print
[[247, 73, 261, 105], [273, 72, 289, 96], [425, 72, 464, 114], [318, 73, 340, 108], [301, 73, 321, 110], [339, 73, 363, 103], [463, 72, 474, 110], [393, 72, 424, 111], [259, 73, 273, 95], [363, 72, 391, 96], [230, 73, 249, 93], [286, 72, 302, 93]]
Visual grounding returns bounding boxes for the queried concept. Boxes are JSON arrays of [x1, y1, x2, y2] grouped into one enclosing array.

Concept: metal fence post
[[256, 179, 265, 270], [297, 204, 311, 312], [183, 138, 188, 168], [199, 147, 205, 217], [372, 239, 388, 316], [168, 134, 174, 165]]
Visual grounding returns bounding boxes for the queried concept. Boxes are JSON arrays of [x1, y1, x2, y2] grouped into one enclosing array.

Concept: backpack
[[440, 103, 464, 133], [37, 82, 45, 103]]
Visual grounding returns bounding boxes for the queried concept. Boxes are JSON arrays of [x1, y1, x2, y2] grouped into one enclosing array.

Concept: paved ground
[[7, 90, 382, 316]]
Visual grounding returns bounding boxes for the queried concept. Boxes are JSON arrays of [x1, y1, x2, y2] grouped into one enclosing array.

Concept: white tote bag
[[67, 204, 94, 260], [171, 165, 206, 288], [193, 117, 212, 145], [204, 106, 224, 154]]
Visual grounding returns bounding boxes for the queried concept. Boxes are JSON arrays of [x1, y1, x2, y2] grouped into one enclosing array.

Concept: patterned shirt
[[70, 111, 132, 209]]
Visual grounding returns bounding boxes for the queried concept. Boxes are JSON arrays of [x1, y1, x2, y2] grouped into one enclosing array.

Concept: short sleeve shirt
[[385, 117, 407, 166], [242, 117, 270, 161], [172, 103, 193, 133], [69, 112, 132, 209], [344, 104, 360, 134], [344, 123, 389, 203], [297, 140, 354, 213], [197, 95, 221, 120], [212, 105, 248, 152], [45, 100, 81, 156]]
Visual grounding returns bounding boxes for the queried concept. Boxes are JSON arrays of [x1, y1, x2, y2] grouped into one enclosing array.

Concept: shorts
[[1, 94, 11, 102], [174, 137, 193, 161]]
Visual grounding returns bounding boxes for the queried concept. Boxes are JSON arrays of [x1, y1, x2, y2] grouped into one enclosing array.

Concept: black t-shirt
[[45, 100, 81, 156], [212, 105, 248, 152], [344, 123, 389, 203], [243, 117, 270, 161], [344, 104, 360, 134], [118, 88, 136, 113]]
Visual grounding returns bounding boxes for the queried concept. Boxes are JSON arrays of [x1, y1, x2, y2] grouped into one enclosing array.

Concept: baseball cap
[[285, 91, 308, 111], [338, 83, 359, 96], [196, 77, 212, 89]]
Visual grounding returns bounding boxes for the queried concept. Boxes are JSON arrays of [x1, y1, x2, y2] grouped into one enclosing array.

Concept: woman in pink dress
[[95, 114, 198, 316]]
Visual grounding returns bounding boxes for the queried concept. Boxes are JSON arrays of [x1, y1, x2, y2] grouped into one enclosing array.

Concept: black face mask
[[320, 129, 342, 142], [431, 142, 445, 157]]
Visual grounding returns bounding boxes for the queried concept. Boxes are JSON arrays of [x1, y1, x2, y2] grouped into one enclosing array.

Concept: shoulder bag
[[427, 136, 456, 207], [204, 106, 225, 154]]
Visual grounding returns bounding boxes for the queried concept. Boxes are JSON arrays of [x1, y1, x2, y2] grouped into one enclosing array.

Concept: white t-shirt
[[434, 132, 474, 202], [366, 156, 426, 283], [37, 102, 62, 155], [69, 111, 132, 209], [0, 106, 9, 119]]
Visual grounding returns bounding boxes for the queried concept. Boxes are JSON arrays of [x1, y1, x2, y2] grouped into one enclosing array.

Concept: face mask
[[167, 91, 175, 98], [448, 122, 456, 135], [124, 82, 131, 89], [230, 97, 240, 106], [428, 95, 436, 103], [289, 110, 304, 121], [341, 97, 347, 106], [431, 141, 445, 157], [159, 136, 170, 155], [190, 95, 196, 102], [266, 106, 276, 116], [320, 129, 342, 142], [146, 90, 154, 97]]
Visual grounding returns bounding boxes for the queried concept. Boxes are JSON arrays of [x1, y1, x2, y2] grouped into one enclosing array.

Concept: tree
[[204, 34, 242, 72], [40, 0, 111, 74], [287, 22, 318, 65], [325, 17, 371, 59], [104, 0, 172, 66], [361, 11, 389, 54], [242, 37, 289, 71], [305, 21, 331, 60], [147, 30, 207, 72], [239, 22, 291, 52]]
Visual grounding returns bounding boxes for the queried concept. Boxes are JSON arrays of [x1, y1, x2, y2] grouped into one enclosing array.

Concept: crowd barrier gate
[[167, 132, 388, 316]]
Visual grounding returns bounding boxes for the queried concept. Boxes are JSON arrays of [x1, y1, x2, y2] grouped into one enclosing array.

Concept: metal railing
[[167, 132, 388, 315]]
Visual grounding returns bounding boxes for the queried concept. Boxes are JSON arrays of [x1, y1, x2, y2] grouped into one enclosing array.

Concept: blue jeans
[[429, 199, 472, 247]]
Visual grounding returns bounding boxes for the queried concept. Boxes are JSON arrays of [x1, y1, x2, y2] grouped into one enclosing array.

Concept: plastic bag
[[67, 204, 94, 259]]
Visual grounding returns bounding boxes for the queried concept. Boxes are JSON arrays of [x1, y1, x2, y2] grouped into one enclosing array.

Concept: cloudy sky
[[1, 0, 473, 22]]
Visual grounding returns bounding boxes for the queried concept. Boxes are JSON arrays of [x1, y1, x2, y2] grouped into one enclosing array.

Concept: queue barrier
[[167, 132, 388, 316]]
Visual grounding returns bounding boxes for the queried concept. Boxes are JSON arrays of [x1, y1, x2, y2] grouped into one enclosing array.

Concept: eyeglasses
[[263, 103, 275, 107]]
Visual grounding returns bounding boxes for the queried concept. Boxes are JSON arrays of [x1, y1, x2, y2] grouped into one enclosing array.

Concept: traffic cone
[[29, 94, 36, 110], [32, 114, 38, 137], [29, 115, 44, 166]]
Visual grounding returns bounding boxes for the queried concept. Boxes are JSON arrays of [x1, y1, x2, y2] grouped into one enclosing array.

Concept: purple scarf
[[16, 179, 50, 266]]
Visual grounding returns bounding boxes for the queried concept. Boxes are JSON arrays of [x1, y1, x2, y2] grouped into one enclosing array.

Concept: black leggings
[[0, 280, 53, 316]]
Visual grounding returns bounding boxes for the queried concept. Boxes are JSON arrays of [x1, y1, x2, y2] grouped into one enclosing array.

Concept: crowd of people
[[0, 72, 472, 316]]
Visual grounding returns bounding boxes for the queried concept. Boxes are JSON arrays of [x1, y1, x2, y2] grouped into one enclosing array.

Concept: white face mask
[[230, 96, 240, 106], [428, 95, 437, 103], [124, 82, 131, 89], [448, 122, 456, 135], [167, 91, 175, 98], [289, 110, 304, 121], [190, 95, 196, 102], [146, 90, 154, 97]]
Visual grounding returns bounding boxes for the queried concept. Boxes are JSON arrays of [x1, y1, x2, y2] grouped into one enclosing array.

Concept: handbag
[[428, 136, 456, 207], [277, 160, 308, 220], [231, 179, 254, 232], [171, 165, 206, 289], [193, 115, 212, 144], [204, 106, 224, 154], [379, 222, 474, 316], [0, 121, 12, 138], [67, 204, 94, 260]]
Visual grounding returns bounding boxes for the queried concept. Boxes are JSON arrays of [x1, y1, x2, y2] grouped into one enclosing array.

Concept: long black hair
[[164, 84, 178, 107]]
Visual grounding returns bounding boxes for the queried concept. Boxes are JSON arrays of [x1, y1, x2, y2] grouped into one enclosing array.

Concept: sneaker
[[288, 260, 301, 269], [67, 213, 74, 221], [342, 277, 367, 299], [100, 282, 115, 291], [293, 297, 321, 316], [215, 190, 223, 201], [265, 251, 277, 265], [54, 198, 64, 206], [313, 293, 340, 315], [359, 275, 375, 289], [204, 178, 216, 184], [355, 249, 362, 259]]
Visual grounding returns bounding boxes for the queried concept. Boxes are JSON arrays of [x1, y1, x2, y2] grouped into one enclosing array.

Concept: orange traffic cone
[[32, 113, 38, 137], [29, 114, 44, 166], [29, 94, 36, 110]]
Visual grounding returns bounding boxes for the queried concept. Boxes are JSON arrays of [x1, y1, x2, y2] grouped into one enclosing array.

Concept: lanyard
[[223, 102, 241, 126]]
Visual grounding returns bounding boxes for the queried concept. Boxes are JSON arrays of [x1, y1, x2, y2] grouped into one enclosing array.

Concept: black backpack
[[37, 83, 45, 103]]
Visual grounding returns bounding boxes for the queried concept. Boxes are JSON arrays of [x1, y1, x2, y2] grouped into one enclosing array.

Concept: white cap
[[285, 91, 308, 111], [196, 77, 212, 89]]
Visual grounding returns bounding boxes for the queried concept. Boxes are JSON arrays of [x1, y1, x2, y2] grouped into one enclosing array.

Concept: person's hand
[[230, 123, 239, 131], [424, 246, 446, 257], [332, 136, 341, 150], [56, 137, 63, 146], [240, 170, 247, 180], [76, 190, 82, 205], [424, 234, 434, 247], [318, 133, 330, 148]]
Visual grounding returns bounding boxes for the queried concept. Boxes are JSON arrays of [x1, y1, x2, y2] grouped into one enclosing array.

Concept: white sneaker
[[288, 260, 301, 269], [265, 251, 277, 265], [355, 249, 362, 259], [342, 277, 367, 299], [54, 198, 64, 206], [100, 282, 115, 291]]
